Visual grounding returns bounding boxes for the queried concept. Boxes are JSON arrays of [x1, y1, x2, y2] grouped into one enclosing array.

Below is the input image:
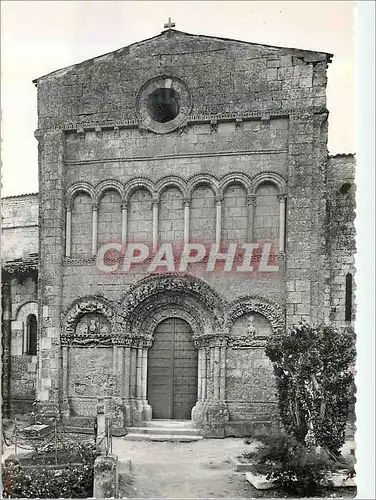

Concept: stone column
[[65, 205, 72, 257], [121, 203, 128, 247], [183, 198, 190, 244], [215, 196, 223, 245], [278, 194, 286, 253], [123, 346, 131, 426], [213, 346, 220, 400], [36, 128, 65, 417], [117, 346, 124, 397], [209, 347, 215, 399], [136, 346, 143, 415], [112, 345, 118, 376], [152, 198, 159, 254], [202, 348, 207, 401], [247, 194, 256, 242], [197, 350, 203, 401], [92, 203, 98, 257], [61, 345, 69, 417], [129, 346, 140, 424], [141, 346, 152, 421], [1, 281, 12, 417], [219, 342, 227, 400]]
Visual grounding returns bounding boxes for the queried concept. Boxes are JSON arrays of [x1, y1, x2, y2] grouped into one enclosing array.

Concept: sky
[[1, 0, 355, 197]]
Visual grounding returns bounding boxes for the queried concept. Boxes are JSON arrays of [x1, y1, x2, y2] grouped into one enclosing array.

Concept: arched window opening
[[345, 273, 353, 322], [26, 314, 37, 355]]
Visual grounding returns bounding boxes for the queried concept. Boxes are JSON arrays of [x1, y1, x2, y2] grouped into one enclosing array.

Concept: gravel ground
[[114, 437, 257, 498], [113, 437, 357, 499]]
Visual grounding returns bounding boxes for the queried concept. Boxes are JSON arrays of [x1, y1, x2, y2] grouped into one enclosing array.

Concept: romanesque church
[[1, 26, 355, 437]]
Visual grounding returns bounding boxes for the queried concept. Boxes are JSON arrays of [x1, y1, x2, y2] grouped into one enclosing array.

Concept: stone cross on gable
[[164, 17, 176, 31]]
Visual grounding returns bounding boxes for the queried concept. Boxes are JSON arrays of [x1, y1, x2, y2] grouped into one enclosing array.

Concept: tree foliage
[[265, 323, 356, 456]]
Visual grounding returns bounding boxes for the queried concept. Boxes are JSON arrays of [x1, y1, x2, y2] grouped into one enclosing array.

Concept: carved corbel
[[77, 127, 85, 140], [210, 119, 218, 133], [178, 123, 188, 135], [235, 117, 243, 130]]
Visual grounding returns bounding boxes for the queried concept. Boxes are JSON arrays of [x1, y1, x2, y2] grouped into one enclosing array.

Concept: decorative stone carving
[[62, 296, 118, 347], [117, 274, 225, 325], [225, 296, 284, 336], [193, 333, 227, 349]]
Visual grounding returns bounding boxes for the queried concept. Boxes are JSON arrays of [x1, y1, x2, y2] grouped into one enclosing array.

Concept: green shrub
[[246, 431, 336, 497], [265, 323, 356, 456], [2, 442, 99, 498]]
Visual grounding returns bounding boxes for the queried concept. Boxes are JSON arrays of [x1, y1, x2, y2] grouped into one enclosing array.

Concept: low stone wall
[[93, 454, 118, 498]]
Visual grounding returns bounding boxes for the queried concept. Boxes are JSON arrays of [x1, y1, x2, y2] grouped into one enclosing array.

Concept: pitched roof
[[32, 28, 333, 84]]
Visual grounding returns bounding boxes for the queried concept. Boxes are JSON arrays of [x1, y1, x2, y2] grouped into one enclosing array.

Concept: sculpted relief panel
[[228, 312, 272, 348]]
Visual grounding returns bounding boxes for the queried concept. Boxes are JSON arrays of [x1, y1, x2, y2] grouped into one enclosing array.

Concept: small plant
[[2, 441, 99, 498], [246, 431, 337, 497]]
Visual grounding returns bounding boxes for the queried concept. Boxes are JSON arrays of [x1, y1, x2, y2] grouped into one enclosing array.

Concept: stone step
[[124, 432, 203, 442], [145, 419, 194, 429], [128, 426, 201, 436]]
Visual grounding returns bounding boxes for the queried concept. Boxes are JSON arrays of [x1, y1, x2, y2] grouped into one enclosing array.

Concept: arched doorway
[[147, 318, 198, 420]]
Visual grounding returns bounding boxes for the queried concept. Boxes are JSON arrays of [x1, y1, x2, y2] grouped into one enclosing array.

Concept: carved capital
[[215, 195, 224, 206], [277, 194, 287, 203], [246, 194, 256, 207], [77, 127, 85, 140]]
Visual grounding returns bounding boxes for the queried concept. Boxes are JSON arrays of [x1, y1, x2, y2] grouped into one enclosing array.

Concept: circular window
[[136, 76, 192, 134], [148, 88, 180, 123]]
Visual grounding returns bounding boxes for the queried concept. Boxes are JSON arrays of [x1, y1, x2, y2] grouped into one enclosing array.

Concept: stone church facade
[[1, 28, 355, 437]]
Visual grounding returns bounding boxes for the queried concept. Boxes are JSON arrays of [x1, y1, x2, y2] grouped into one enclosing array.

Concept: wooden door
[[147, 318, 198, 419]]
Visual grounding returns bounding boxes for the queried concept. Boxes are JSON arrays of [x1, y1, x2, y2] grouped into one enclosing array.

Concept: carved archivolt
[[225, 295, 285, 348], [61, 283, 285, 349], [61, 295, 117, 346], [117, 273, 225, 327], [132, 296, 206, 339]]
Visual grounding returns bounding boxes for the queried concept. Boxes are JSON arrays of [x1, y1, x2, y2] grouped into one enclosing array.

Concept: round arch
[[156, 176, 188, 199], [225, 295, 285, 335], [94, 179, 123, 205], [251, 171, 287, 196], [117, 273, 225, 332], [62, 295, 116, 337], [219, 172, 252, 198], [66, 182, 95, 208], [123, 178, 156, 204], [186, 174, 219, 199]]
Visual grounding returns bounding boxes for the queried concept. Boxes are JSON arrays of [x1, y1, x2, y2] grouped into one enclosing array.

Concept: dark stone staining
[[345, 273, 353, 322], [147, 88, 180, 123], [339, 183, 352, 195]]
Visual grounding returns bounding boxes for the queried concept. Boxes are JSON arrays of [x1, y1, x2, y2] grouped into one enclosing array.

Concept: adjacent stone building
[[1, 27, 356, 436]]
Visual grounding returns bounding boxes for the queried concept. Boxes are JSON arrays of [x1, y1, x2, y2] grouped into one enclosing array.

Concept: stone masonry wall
[[33, 30, 334, 424], [1, 194, 39, 262], [327, 154, 356, 328]]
